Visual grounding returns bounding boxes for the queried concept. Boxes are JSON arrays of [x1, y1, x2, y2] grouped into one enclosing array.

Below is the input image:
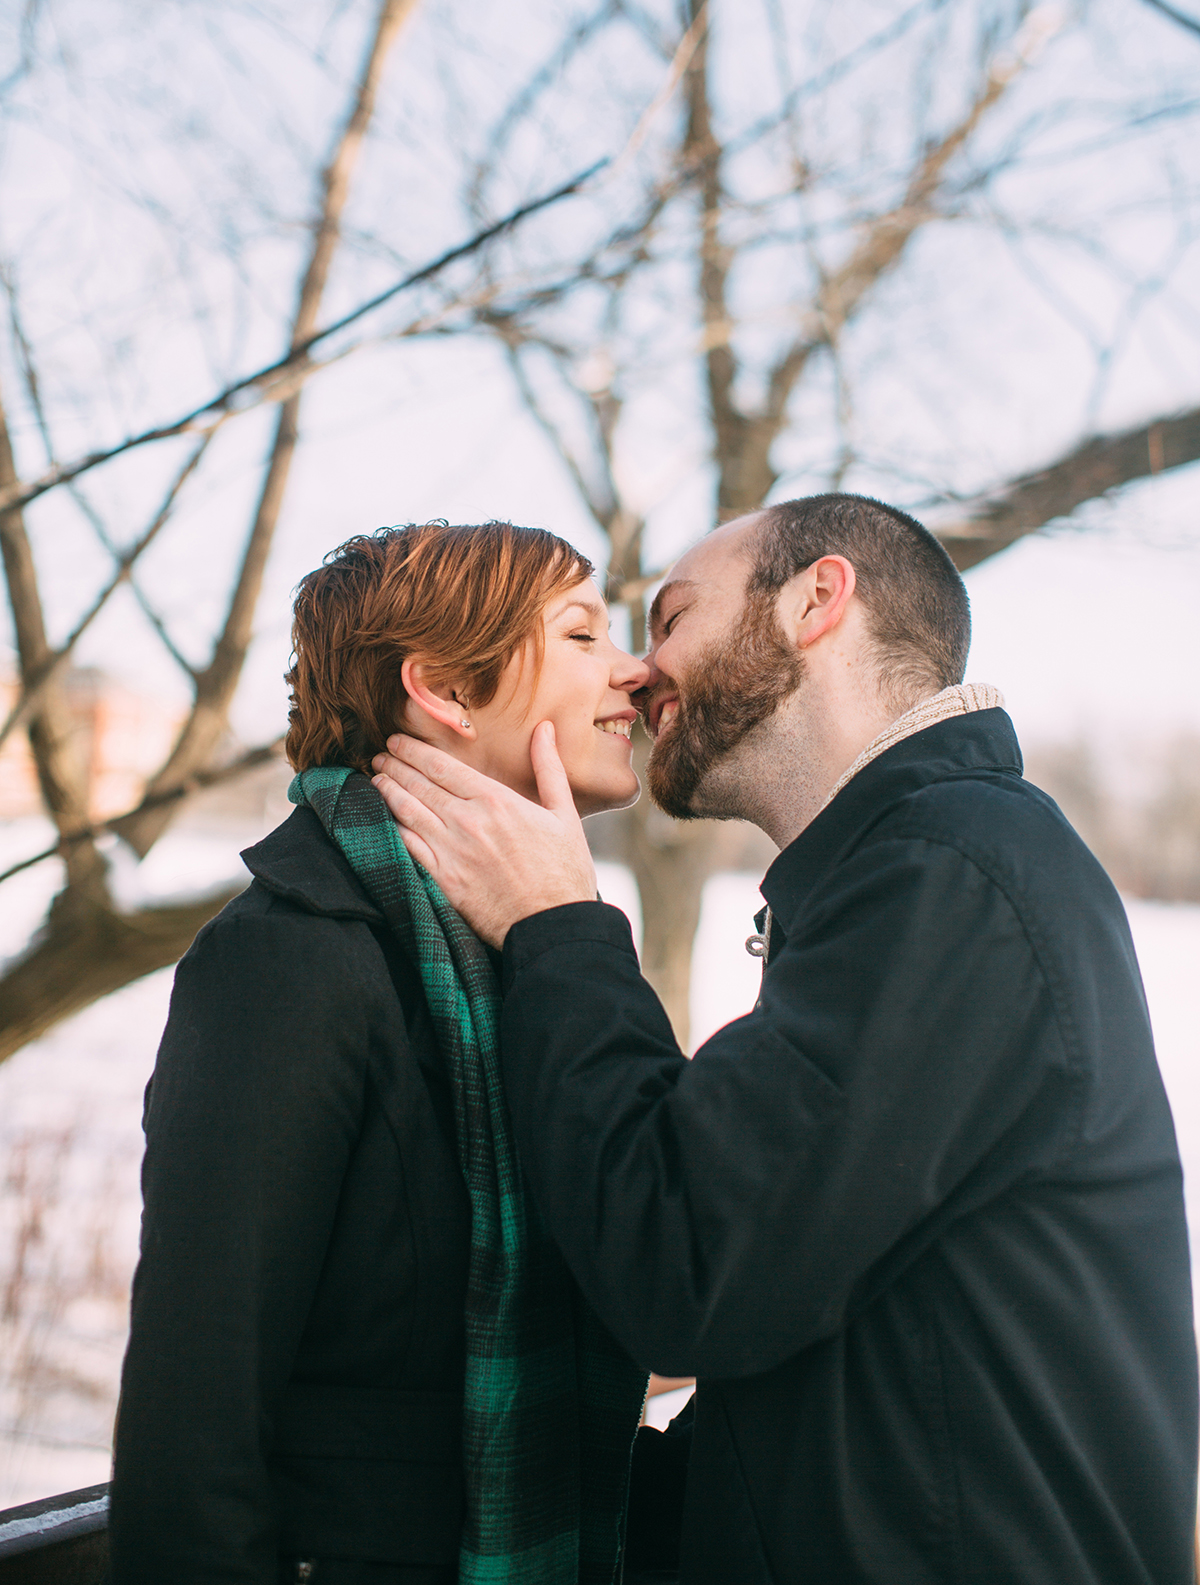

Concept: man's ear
[[779, 555, 857, 650], [400, 659, 474, 738]]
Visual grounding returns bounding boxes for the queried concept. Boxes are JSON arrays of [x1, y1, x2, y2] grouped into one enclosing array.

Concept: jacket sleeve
[[499, 835, 1079, 1379], [109, 908, 375, 1585]]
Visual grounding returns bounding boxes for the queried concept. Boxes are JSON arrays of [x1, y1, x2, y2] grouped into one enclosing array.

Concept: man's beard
[[645, 591, 803, 820]]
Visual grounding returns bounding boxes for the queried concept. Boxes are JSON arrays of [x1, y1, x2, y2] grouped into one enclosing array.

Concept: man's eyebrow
[[648, 579, 694, 633]]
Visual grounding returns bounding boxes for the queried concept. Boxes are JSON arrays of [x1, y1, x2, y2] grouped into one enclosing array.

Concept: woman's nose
[[613, 648, 651, 692]]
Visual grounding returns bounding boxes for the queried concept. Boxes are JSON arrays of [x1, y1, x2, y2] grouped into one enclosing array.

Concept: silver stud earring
[[456, 694, 470, 729], [459, 717, 470, 729]]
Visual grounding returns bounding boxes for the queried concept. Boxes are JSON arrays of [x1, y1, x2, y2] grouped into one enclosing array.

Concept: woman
[[109, 521, 652, 1585]]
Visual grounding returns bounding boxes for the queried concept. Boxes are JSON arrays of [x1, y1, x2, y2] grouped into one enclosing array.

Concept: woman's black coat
[[109, 806, 472, 1585]]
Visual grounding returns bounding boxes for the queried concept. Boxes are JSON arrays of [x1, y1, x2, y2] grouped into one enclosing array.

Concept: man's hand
[[370, 721, 598, 947]]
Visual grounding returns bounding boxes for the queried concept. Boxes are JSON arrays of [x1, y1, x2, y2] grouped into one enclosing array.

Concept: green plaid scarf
[[290, 767, 648, 1585]]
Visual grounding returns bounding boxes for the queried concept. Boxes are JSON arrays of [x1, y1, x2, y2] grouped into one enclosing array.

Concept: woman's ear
[[401, 659, 474, 737]]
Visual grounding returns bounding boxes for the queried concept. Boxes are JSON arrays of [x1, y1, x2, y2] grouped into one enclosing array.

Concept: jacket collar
[[760, 708, 1023, 938], [241, 805, 383, 923]]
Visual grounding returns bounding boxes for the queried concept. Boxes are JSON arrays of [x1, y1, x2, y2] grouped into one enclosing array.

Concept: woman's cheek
[[557, 714, 588, 768], [572, 722, 605, 788]]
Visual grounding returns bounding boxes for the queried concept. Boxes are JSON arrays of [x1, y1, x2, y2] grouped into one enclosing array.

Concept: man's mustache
[[632, 681, 683, 742], [632, 680, 675, 724]]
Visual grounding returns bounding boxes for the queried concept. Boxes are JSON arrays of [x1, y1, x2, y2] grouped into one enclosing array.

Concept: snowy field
[[0, 834, 1198, 1503]]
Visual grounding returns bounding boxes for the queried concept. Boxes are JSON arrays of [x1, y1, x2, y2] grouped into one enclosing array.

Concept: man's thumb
[[530, 721, 578, 820]]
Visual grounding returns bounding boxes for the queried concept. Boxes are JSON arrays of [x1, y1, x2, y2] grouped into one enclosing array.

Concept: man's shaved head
[[748, 494, 969, 709]]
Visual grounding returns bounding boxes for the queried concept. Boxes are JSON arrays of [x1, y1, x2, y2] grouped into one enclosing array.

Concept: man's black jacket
[[500, 710, 1198, 1585], [109, 808, 469, 1584]]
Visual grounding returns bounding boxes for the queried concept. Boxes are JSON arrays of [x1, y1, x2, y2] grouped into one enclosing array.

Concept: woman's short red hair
[[285, 520, 593, 773]]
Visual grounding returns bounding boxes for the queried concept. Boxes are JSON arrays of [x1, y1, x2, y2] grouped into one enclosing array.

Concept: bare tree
[[0, 0, 614, 1064], [467, 0, 1200, 1044], [1, 0, 1197, 1061], [0, 1, 418, 1058]]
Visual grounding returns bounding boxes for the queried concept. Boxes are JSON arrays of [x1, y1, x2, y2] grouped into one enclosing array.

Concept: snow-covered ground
[[0, 839, 1197, 1504]]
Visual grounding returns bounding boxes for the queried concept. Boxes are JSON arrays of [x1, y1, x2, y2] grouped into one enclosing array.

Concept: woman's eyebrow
[[550, 597, 607, 622]]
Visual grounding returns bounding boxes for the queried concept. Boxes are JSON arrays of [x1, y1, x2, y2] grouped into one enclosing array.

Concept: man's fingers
[[370, 769, 448, 843], [373, 751, 468, 822], [386, 733, 496, 800], [372, 774, 450, 880], [529, 721, 579, 822], [391, 816, 441, 879]]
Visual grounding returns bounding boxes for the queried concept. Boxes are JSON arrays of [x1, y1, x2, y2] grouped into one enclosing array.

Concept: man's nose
[[640, 651, 663, 690]]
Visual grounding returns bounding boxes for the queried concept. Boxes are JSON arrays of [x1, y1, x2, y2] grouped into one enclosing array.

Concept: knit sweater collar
[[818, 682, 1006, 815], [759, 698, 1020, 937]]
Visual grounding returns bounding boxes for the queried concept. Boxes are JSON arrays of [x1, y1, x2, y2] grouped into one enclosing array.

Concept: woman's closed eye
[[569, 631, 598, 644]]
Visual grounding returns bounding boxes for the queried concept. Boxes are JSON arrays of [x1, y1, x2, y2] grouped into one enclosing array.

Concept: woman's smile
[[594, 711, 636, 740]]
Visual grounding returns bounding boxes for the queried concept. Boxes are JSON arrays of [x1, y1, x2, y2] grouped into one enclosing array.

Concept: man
[[373, 494, 1197, 1583]]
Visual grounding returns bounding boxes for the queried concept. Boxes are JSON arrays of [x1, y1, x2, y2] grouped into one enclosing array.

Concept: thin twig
[[609, 2, 709, 175], [0, 738, 287, 888], [0, 159, 608, 518], [1141, 0, 1200, 37], [3, 264, 206, 681], [0, 435, 212, 752], [467, 2, 618, 218]]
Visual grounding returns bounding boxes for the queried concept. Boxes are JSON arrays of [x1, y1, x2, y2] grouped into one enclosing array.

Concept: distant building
[[0, 670, 185, 824]]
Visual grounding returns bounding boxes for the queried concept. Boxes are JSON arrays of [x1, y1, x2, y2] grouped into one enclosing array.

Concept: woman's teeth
[[596, 719, 633, 738]]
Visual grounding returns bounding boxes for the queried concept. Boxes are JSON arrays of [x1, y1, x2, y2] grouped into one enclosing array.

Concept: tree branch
[[1141, 0, 1200, 38], [0, 885, 246, 1063], [712, 13, 1056, 516], [610, 0, 709, 175], [0, 737, 287, 889], [113, 0, 417, 858], [0, 434, 211, 752], [681, 0, 743, 508], [0, 159, 608, 520], [295, 0, 421, 347], [935, 406, 1200, 571], [0, 365, 103, 899]]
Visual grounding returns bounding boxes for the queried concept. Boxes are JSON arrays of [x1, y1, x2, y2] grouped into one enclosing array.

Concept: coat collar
[[759, 708, 1023, 938], [241, 805, 383, 923]]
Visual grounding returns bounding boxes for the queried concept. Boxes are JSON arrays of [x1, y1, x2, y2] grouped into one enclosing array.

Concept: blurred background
[[1, 0, 1198, 1504]]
